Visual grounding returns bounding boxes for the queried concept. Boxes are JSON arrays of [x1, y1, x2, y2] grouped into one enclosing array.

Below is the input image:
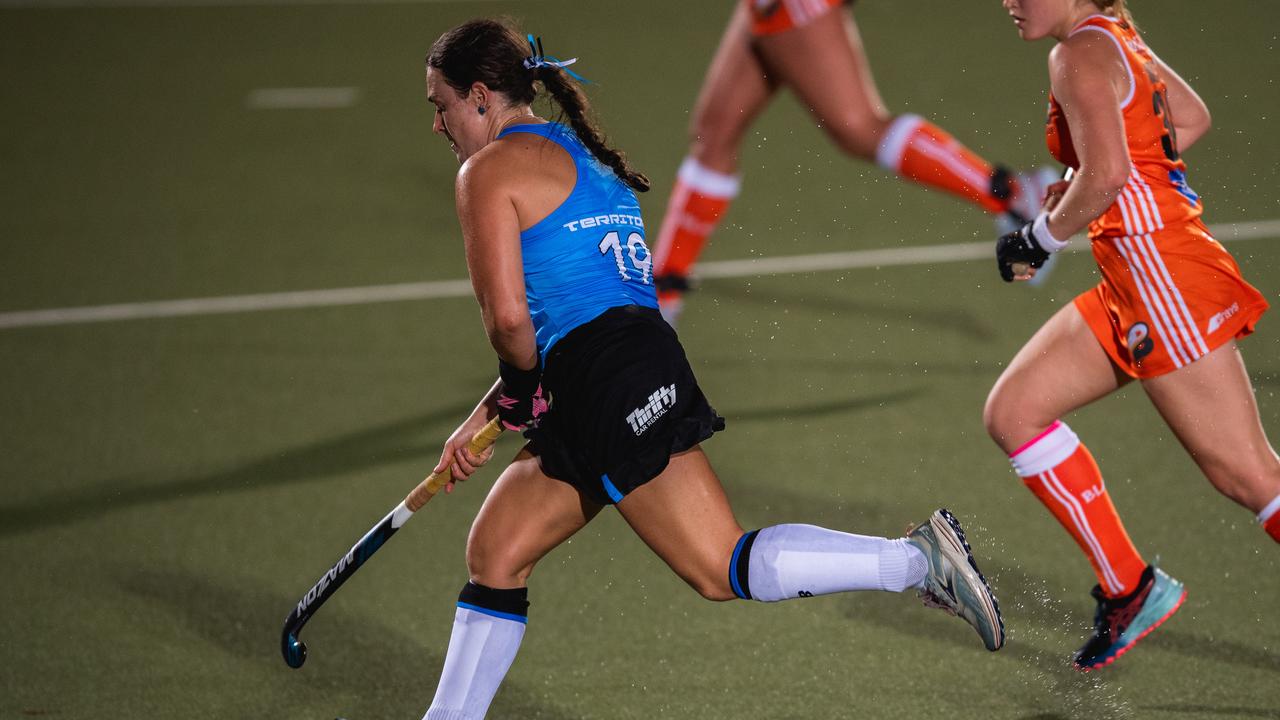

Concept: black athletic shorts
[[524, 305, 725, 506]]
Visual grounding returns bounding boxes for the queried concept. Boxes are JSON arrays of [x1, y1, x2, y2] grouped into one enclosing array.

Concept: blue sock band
[[457, 581, 530, 624], [729, 530, 760, 600]]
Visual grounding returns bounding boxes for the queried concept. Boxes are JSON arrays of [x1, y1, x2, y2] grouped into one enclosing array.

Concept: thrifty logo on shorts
[[562, 213, 644, 232], [626, 384, 676, 436]]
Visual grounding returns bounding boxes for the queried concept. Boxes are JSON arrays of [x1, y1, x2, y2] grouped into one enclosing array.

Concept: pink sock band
[[1008, 421, 1080, 478]]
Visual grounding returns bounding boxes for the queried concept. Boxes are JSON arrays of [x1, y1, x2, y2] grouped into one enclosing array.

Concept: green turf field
[[2, 1, 1279, 718]]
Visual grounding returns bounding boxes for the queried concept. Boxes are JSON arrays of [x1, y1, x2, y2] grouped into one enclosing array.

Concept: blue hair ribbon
[[523, 33, 589, 83]]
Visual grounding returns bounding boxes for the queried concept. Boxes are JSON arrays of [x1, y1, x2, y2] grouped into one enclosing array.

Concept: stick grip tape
[[405, 418, 504, 512]]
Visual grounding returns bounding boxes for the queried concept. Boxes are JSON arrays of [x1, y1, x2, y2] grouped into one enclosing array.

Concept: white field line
[[2, 0, 513, 7], [2, 218, 1277, 331], [700, 218, 1280, 279], [246, 87, 360, 110], [0, 281, 474, 329]]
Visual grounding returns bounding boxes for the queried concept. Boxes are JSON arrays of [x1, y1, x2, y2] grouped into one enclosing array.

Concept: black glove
[[996, 221, 1051, 282], [496, 357, 547, 432]]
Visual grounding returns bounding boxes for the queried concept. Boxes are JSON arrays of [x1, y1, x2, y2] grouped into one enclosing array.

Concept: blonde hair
[[1093, 0, 1136, 26]]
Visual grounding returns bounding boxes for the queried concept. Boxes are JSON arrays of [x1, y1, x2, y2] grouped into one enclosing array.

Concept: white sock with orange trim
[[876, 114, 1008, 213], [1009, 421, 1147, 598], [652, 157, 740, 307]]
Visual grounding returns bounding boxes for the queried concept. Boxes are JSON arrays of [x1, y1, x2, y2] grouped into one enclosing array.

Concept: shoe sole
[[1075, 584, 1187, 672], [932, 509, 1006, 651]]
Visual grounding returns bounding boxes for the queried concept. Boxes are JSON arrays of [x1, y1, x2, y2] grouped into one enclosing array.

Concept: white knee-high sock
[[730, 524, 928, 602], [424, 583, 528, 720]]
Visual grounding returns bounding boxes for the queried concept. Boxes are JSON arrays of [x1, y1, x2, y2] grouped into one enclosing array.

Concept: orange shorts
[[1074, 219, 1269, 379], [745, 0, 848, 36]]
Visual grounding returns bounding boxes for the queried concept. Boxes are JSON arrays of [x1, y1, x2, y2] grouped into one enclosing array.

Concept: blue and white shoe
[[1073, 564, 1186, 671], [906, 509, 1006, 651]]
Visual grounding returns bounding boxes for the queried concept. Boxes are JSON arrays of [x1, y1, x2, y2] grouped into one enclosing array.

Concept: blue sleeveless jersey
[[498, 122, 658, 360]]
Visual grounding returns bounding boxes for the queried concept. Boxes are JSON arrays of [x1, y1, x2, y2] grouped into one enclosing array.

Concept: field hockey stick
[[280, 417, 504, 669]]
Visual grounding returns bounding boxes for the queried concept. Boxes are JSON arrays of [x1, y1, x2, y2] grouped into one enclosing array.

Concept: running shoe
[[1074, 564, 1186, 671], [906, 509, 1006, 651]]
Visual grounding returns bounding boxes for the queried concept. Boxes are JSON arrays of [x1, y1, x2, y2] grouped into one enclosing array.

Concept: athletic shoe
[[906, 509, 1006, 651], [1073, 565, 1186, 671]]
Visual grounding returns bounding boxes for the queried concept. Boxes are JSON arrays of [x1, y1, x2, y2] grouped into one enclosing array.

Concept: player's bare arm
[[1151, 54, 1211, 151], [455, 150, 538, 371], [1044, 33, 1130, 240], [447, 148, 537, 482]]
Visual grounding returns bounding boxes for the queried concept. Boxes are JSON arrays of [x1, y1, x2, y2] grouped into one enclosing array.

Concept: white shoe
[[906, 509, 1006, 651]]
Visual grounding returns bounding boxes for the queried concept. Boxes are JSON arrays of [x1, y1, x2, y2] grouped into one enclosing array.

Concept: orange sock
[[1009, 421, 1147, 597], [1260, 494, 1280, 543], [876, 114, 1008, 213], [652, 157, 740, 304]]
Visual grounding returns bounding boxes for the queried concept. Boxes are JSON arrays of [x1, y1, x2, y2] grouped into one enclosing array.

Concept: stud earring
[[477, 105, 487, 115]]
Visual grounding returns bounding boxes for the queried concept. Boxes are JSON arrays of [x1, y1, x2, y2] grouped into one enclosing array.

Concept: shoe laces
[[1090, 580, 1151, 636]]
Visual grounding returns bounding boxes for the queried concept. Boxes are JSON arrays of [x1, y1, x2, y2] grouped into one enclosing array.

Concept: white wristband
[[1032, 212, 1069, 253]]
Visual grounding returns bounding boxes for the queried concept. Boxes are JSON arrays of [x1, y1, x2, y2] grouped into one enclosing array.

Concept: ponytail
[[427, 19, 650, 193], [535, 65, 651, 193], [1094, 0, 1136, 27]]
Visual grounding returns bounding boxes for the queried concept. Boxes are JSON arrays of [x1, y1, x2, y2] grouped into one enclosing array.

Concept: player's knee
[[982, 383, 1056, 454], [465, 538, 532, 587], [982, 390, 1018, 446]]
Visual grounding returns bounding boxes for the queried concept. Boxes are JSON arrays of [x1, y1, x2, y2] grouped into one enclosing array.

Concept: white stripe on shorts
[[1130, 236, 1200, 359], [1115, 237, 1191, 367], [1135, 233, 1209, 356]]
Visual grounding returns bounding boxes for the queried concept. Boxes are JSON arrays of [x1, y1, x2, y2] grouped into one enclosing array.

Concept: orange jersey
[[746, 0, 847, 36], [1046, 15, 1202, 239], [1047, 16, 1268, 378]]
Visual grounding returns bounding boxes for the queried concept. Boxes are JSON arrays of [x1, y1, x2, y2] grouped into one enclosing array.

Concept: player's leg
[[1141, 340, 1280, 541], [615, 446, 1004, 650], [984, 302, 1189, 669], [424, 452, 603, 720], [754, 7, 1032, 214], [616, 446, 922, 601], [652, 3, 776, 322], [984, 303, 1149, 598]]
